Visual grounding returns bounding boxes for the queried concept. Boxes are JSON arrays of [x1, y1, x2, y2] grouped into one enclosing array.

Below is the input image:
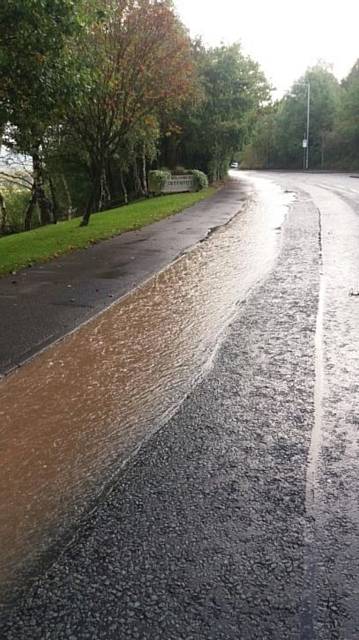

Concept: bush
[[148, 169, 171, 194], [0, 186, 35, 234], [189, 169, 209, 191], [172, 166, 188, 175], [148, 168, 209, 194]]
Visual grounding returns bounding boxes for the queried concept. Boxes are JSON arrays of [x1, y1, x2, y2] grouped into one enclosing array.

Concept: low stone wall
[[161, 175, 195, 194]]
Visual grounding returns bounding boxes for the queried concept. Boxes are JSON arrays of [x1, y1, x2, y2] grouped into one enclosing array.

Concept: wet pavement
[[255, 172, 359, 640], [0, 176, 291, 605], [0, 180, 252, 377], [2, 172, 359, 638]]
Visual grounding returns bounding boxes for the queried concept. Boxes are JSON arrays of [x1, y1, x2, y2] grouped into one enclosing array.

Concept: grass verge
[[0, 188, 216, 276]]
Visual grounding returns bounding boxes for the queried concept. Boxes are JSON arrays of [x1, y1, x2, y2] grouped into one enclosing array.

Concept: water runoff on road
[[0, 175, 294, 606]]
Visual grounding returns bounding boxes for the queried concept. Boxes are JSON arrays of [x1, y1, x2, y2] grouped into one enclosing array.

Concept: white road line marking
[[315, 183, 359, 196]]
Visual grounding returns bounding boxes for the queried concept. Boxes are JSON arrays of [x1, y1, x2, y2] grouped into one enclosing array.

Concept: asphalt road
[[251, 171, 359, 640], [2, 172, 359, 639]]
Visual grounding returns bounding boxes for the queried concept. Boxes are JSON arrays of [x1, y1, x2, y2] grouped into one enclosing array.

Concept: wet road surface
[[253, 172, 359, 640], [2, 171, 359, 638], [0, 176, 290, 606], [0, 181, 252, 377]]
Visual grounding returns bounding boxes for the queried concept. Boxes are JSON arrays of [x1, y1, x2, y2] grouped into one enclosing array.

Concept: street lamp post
[[305, 82, 311, 170], [292, 81, 311, 170]]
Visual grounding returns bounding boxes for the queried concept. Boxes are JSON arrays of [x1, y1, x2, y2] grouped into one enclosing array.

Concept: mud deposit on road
[[0, 178, 291, 605]]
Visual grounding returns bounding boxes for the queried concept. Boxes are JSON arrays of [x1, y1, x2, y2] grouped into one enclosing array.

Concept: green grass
[[0, 188, 216, 276]]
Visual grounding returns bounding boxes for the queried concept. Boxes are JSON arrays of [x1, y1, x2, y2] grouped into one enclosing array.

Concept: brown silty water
[[0, 176, 293, 604]]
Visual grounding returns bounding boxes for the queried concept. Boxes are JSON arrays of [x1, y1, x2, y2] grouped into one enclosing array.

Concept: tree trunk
[[24, 189, 37, 231], [80, 187, 95, 226], [48, 176, 59, 224], [32, 146, 52, 226], [321, 134, 326, 169], [133, 160, 144, 197], [98, 166, 111, 211], [107, 161, 114, 202], [0, 192, 7, 234], [81, 162, 100, 226], [61, 174, 74, 220], [120, 170, 128, 204], [81, 161, 110, 226], [141, 146, 148, 196], [81, 168, 103, 226]]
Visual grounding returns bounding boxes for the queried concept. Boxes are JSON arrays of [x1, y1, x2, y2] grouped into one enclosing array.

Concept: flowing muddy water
[[0, 176, 293, 605]]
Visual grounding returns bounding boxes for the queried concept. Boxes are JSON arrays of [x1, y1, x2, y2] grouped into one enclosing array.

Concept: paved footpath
[[0, 182, 248, 376]]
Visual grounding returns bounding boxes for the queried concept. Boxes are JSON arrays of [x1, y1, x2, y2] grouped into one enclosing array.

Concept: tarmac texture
[[3, 172, 359, 638], [2, 187, 321, 638]]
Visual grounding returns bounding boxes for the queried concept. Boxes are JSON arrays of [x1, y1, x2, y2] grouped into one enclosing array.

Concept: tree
[[0, 0, 85, 227], [166, 43, 270, 181], [243, 63, 341, 169], [335, 60, 359, 167], [240, 107, 277, 169], [66, 0, 195, 225]]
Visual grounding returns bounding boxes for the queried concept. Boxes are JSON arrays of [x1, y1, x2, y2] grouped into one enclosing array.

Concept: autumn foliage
[[69, 0, 195, 221], [0, 0, 271, 229]]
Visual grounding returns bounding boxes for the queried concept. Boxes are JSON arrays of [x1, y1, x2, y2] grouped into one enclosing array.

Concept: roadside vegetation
[[241, 61, 359, 170], [0, 0, 269, 237], [0, 188, 215, 276], [1, 2, 357, 242]]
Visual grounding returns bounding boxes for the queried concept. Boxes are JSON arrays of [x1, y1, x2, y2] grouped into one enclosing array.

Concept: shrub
[[148, 169, 171, 194], [172, 166, 188, 175], [189, 169, 209, 191], [148, 168, 208, 194], [0, 186, 35, 234]]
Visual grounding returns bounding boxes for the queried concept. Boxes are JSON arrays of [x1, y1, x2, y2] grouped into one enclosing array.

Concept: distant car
[[230, 162, 239, 169]]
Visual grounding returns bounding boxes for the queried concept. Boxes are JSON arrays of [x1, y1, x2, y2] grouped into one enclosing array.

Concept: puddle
[[0, 176, 293, 604]]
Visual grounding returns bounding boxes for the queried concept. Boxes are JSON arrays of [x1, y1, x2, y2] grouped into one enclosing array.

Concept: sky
[[175, 0, 359, 96]]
